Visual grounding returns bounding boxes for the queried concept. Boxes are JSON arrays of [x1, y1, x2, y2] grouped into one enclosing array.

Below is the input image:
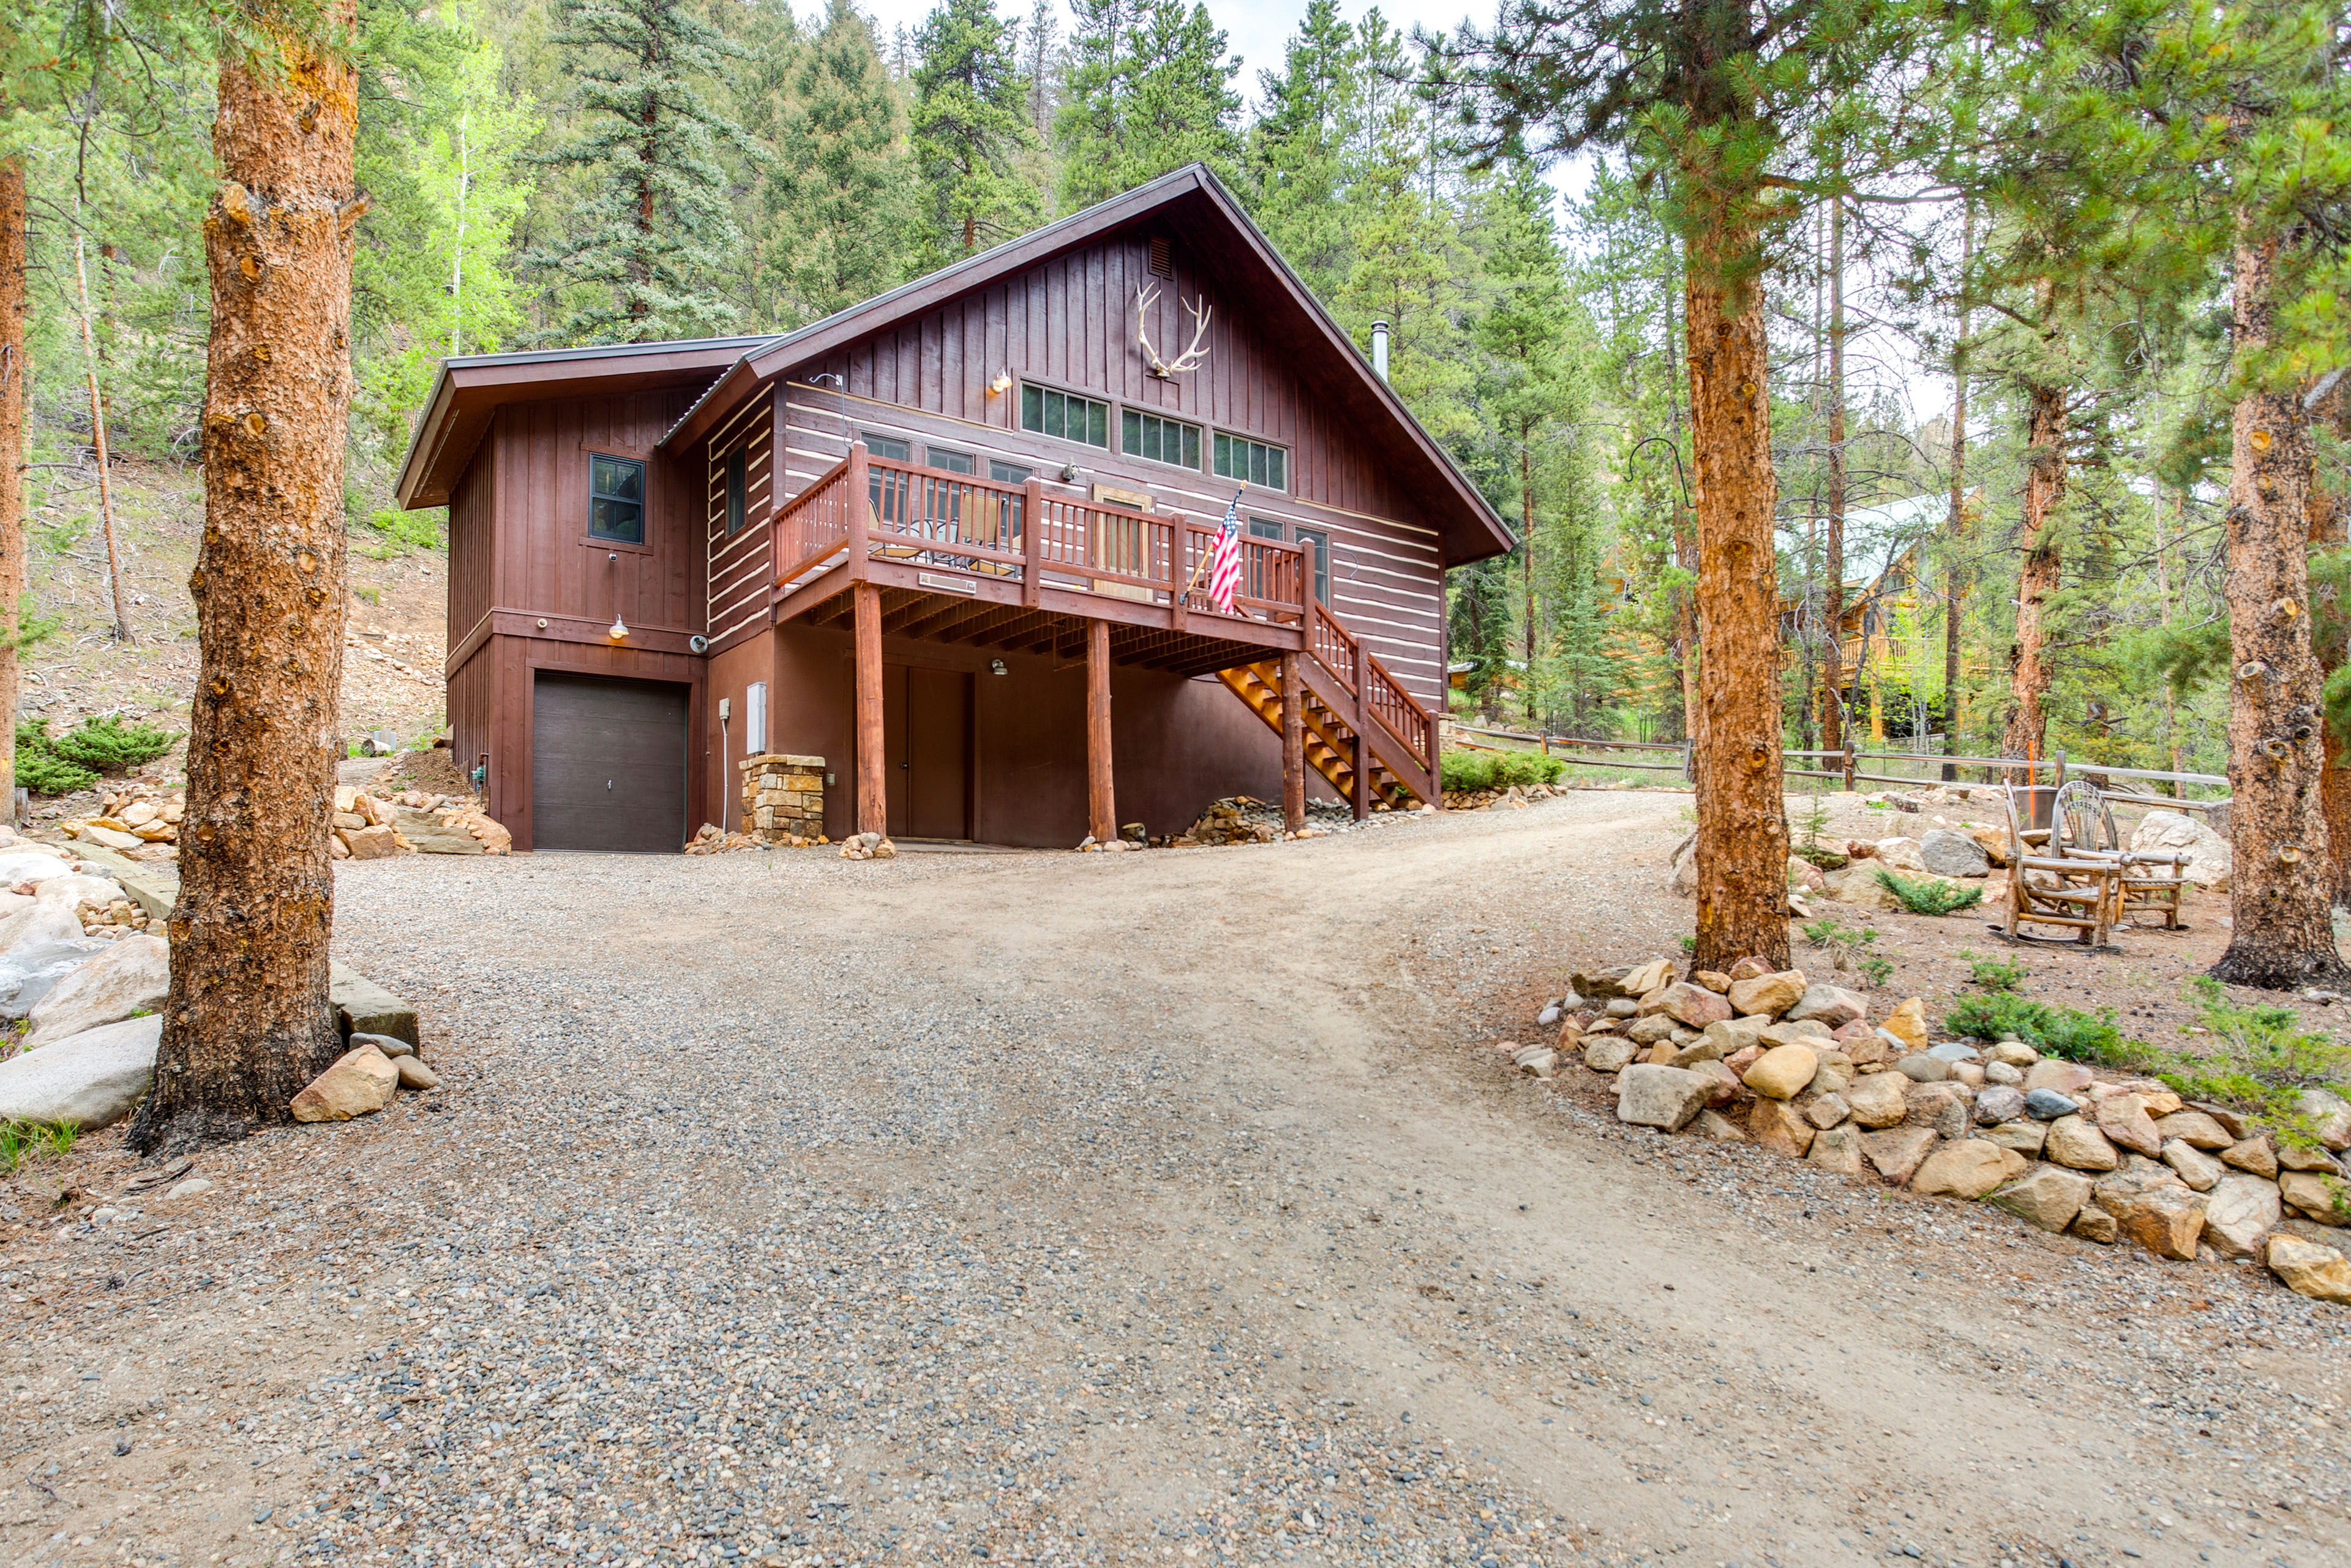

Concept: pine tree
[[911, 0, 1041, 266], [761, 0, 915, 326], [1244, 0, 1353, 299], [529, 0, 751, 343], [1438, 0, 1922, 971], [1056, 0, 1238, 208], [134, 0, 362, 1149], [1019, 0, 1060, 138]]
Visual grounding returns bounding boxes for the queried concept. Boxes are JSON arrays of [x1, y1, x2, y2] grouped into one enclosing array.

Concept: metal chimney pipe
[[1370, 320, 1390, 383]]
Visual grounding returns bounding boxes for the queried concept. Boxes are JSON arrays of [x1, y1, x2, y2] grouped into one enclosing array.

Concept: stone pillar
[[740, 754, 828, 842]]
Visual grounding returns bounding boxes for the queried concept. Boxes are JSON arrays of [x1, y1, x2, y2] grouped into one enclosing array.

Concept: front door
[[883, 665, 972, 839]]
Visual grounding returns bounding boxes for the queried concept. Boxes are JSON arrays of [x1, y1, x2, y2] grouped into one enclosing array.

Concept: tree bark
[[1685, 250, 1789, 972], [2211, 231, 2349, 986], [2305, 381, 2350, 906], [1941, 208, 1970, 782], [130, 11, 361, 1153], [1521, 443, 1537, 726], [2001, 381, 2065, 764], [1662, 266, 1701, 750], [72, 226, 133, 643], [1818, 195, 1846, 758], [0, 159, 25, 822]]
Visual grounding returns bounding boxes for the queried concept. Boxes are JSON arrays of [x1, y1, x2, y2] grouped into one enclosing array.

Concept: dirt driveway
[[3, 792, 2345, 1568]]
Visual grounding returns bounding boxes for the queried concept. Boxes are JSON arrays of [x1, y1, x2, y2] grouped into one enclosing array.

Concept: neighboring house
[[392, 166, 1513, 851]]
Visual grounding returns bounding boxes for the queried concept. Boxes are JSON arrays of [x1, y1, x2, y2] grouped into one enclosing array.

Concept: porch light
[[990, 659, 1008, 676], [989, 371, 1012, 396], [607, 617, 629, 642]]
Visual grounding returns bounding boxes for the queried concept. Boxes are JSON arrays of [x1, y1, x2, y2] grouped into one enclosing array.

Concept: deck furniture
[[2050, 779, 2190, 929], [1998, 783, 2116, 945]]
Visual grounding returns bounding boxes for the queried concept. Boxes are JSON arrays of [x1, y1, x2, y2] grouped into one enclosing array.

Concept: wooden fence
[[1444, 721, 2231, 814]]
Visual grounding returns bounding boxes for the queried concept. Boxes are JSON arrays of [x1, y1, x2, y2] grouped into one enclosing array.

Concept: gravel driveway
[[4, 792, 2346, 1568]]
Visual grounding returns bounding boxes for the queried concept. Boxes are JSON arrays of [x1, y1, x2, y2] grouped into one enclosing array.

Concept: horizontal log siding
[[770, 388, 1444, 704], [705, 389, 776, 643]]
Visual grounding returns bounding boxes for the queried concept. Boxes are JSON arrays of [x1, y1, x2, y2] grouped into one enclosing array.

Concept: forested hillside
[[0, 0, 2306, 792]]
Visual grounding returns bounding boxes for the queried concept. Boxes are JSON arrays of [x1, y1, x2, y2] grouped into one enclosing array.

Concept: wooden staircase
[[1214, 604, 1437, 811]]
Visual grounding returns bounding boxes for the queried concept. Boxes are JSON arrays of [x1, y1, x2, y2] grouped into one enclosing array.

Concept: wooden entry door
[[883, 665, 972, 839]]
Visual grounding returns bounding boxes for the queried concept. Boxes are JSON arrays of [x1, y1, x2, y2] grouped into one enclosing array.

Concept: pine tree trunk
[[2211, 232, 2349, 987], [2305, 381, 2350, 906], [2002, 381, 2064, 763], [130, 13, 361, 1153], [1663, 271, 1703, 752], [1521, 445, 1537, 726], [1685, 253, 1789, 973], [1818, 195, 1845, 758], [0, 158, 25, 821], [1941, 211, 1970, 783]]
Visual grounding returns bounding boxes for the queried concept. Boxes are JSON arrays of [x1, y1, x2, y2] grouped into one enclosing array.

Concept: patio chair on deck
[[1998, 783, 2115, 945]]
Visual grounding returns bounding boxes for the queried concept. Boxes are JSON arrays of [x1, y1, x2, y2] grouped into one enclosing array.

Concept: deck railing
[[781, 446, 1311, 628], [1307, 599, 1434, 770]]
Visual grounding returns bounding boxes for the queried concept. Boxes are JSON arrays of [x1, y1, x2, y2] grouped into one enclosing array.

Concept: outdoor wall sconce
[[1060, 463, 1083, 482], [988, 371, 1012, 396], [607, 617, 629, 642], [989, 659, 1008, 676]]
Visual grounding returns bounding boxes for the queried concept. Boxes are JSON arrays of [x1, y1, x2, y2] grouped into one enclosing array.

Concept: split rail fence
[[1445, 721, 2231, 819]]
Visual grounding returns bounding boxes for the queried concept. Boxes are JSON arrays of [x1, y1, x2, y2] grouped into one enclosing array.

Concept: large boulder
[[0, 900, 84, 961], [2202, 1174, 2284, 1259], [0, 1014, 162, 1129], [291, 1043, 400, 1123], [331, 964, 419, 1048], [1788, 983, 1867, 1029], [2279, 1171, 2351, 1226], [1873, 837, 1930, 872], [1742, 1043, 1818, 1101], [1748, 1098, 1817, 1157], [2265, 1234, 2351, 1304], [2296, 1089, 2351, 1152], [2045, 1114, 2121, 1171], [1861, 1125, 1941, 1185], [0, 847, 77, 887], [1826, 865, 1903, 911], [1616, 1064, 1711, 1131], [1843, 1072, 1911, 1129], [1667, 835, 1698, 896], [2096, 1181, 2207, 1260], [2129, 809, 2230, 890], [1987, 1163, 2093, 1232], [1911, 1139, 2028, 1199], [0, 937, 112, 1020], [1727, 969, 1806, 1019], [1583, 1036, 1637, 1074], [1656, 982, 1732, 1029], [1918, 829, 1990, 879], [21, 934, 169, 1051], [32, 872, 127, 915]]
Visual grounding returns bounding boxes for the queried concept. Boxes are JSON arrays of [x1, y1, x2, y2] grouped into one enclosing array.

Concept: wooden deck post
[[1352, 727, 1371, 820], [1022, 477, 1043, 608], [1280, 652, 1305, 833], [853, 580, 886, 839], [1086, 618, 1116, 844]]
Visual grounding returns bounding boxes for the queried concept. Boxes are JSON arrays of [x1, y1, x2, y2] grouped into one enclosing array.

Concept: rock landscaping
[[1179, 794, 1428, 847], [1535, 955, 2351, 1306], [324, 784, 511, 859]]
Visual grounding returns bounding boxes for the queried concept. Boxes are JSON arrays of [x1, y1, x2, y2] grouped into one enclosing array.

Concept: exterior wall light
[[607, 617, 629, 642], [989, 659, 1008, 675], [989, 372, 1012, 396]]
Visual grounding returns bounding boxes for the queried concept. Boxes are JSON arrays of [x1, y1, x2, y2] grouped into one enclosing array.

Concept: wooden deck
[[771, 445, 1438, 834]]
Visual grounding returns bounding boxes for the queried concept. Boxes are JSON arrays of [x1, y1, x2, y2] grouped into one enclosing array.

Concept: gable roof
[[394, 165, 1513, 566]]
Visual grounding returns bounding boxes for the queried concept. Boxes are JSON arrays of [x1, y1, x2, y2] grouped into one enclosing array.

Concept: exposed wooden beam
[[1087, 618, 1115, 846], [853, 582, 886, 839], [1281, 651, 1305, 834]]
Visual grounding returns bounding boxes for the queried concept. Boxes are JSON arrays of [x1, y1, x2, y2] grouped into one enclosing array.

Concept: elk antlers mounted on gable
[[1135, 283, 1212, 379]]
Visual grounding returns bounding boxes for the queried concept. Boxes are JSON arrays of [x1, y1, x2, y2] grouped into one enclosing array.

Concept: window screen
[[1122, 410, 1201, 470], [1213, 432, 1288, 491], [724, 449, 746, 536], [589, 454, 645, 544], [1019, 384, 1110, 448]]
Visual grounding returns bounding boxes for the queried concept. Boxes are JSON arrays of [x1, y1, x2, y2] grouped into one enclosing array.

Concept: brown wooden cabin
[[392, 166, 1513, 852]]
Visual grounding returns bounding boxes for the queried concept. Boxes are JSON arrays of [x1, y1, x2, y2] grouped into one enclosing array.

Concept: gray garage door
[[531, 673, 689, 852]]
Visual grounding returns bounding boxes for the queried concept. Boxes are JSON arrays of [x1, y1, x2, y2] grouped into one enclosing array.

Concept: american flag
[[1206, 489, 1246, 614]]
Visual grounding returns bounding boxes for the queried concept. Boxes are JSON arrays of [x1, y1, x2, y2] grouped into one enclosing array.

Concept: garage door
[[531, 673, 689, 852]]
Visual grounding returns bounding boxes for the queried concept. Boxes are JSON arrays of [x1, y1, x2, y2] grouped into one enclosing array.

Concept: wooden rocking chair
[[2050, 779, 2189, 930], [1998, 783, 2116, 945]]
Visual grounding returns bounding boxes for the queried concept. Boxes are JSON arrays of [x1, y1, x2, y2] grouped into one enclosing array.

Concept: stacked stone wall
[[741, 754, 826, 842]]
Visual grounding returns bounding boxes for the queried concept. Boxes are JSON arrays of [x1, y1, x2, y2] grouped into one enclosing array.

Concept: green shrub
[[362, 506, 444, 552], [1440, 749, 1565, 792], [1943, 993, 2132, 1064], [1792, 844, 1849, 871], [1873, 867, 1985, 915], [1959, 949, 2028, 992], [1801, 917, 1883, 977], [49, 715, 179, 771], [0, 1119, 75, 1175], [15, 715, 178, 795]]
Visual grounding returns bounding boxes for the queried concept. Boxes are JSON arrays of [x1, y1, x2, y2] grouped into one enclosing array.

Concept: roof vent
[[1148, 236, 1172, 278]]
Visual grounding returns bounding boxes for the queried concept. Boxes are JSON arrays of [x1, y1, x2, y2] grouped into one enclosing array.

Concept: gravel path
[[4, 791, 2346, 1568]]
